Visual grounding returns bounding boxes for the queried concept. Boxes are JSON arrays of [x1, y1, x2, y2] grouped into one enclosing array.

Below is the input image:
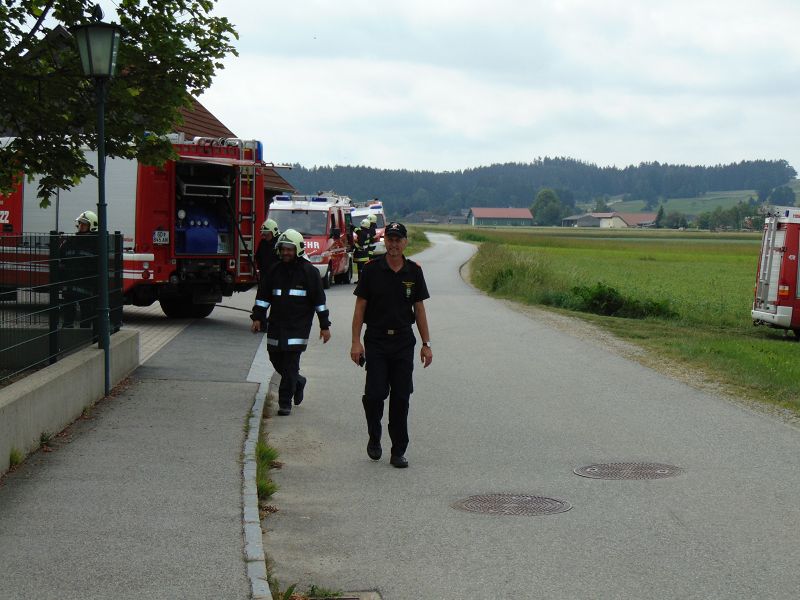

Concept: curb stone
[[243, 343, 273, 600]]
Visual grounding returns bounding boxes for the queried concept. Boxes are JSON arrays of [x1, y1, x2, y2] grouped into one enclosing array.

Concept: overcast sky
[[195, 0, 800, 173]]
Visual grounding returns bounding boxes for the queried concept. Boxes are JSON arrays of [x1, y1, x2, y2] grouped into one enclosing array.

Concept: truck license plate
[[153, 230, 169, 245]]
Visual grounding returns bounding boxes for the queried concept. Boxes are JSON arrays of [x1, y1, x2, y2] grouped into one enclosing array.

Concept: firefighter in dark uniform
[[255, 218, 280, 275], [251, 229, 331, 416], [366, 213, 378, 256], [60, 210, 98, 336], [352, 218, 374, 282], [350, 222, 432, 468]]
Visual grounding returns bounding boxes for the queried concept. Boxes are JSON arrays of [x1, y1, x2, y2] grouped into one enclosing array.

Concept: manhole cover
[[574, 462, 683, 480], [451, 494, 572, 516]]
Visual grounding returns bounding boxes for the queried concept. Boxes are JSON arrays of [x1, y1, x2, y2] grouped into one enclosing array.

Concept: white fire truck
[[752, 206, 800, 336], [1, 135, 277, 317], [267, 192, 354, 288]]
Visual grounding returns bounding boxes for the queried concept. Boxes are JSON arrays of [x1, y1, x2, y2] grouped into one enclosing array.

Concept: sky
[[193, 0, 800, 173]]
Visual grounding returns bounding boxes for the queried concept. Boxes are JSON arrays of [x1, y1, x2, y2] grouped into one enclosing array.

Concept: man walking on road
[[350, 222, 432, 468], [251, 229, 331, 416]]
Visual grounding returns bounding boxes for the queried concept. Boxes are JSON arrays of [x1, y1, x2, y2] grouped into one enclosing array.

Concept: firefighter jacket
[[59, 233, 97, 297], [251, 257, 330, 352], [353, 228, 374, 263], [255, 236, 278, 275]]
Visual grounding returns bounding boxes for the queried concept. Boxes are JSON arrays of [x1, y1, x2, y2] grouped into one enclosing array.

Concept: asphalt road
[[0, 291, 261, 600], [262, 233, 800, 599]]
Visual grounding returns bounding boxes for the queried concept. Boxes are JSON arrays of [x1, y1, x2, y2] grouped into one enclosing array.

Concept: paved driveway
[[262, 233, 800, 599]]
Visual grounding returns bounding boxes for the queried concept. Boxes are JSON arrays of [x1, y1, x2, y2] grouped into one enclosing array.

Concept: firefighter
[[255, 218, 280, 275], [250, 229, 331, 416], [366, 213, 378, 256], [350, 222, 432, 468], [353, 218, 374, 282], [60, 211, 99, 335]]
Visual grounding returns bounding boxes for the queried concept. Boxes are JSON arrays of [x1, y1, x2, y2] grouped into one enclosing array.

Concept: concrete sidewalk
[[0, 312, 264, 600]]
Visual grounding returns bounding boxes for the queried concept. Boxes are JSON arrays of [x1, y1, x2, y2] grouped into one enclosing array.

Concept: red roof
[[175, 97, 237, 139], [470, 207, 533, 219], [616, 212, 657, 226]]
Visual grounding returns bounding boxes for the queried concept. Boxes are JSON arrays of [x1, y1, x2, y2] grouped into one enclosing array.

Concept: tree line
[[283, 157, 797, 218]]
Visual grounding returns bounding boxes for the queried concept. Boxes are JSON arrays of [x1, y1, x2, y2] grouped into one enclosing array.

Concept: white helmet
[[360, 218, 371, 229], [368, 213, 377, 224], [75, 210, 98, 231], [260, 218, 279, 236], [275, 228, 305, 257]]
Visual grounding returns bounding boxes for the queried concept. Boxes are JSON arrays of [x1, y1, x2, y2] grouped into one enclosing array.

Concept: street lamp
[[73, 5, 123, 396]]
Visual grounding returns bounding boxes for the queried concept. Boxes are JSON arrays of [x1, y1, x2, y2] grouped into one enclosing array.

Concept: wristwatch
[[422, 341, 432, 348]]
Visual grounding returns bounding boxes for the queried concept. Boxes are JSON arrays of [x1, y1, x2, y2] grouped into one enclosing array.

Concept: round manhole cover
[[451, 494, 572, 516], [574, 462, 683, 480]]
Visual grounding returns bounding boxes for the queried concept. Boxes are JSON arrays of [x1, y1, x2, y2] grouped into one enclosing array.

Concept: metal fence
[[0, 232, 123, 386]]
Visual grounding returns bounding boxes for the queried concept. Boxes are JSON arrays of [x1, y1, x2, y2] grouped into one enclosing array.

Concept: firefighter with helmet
[[250, 229, 331, 416], [60, 210, 99, 336], [367, 212, 378, 254], [353, 218, 374, 282], [255, 218, 280, 275]]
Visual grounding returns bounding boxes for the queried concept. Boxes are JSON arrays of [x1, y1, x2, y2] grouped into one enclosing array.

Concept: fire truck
[[752, 206, 800, 336], [267, 192, 354, 288], [1, 135, 276, 317]]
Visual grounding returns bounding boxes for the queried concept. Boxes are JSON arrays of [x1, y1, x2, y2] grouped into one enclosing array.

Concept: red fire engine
[[1, 135, 279, 317], [267, 192, 354, 288], [752, 206, 800, 336]]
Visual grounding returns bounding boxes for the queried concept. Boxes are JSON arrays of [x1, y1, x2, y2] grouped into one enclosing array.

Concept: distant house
[[562, 213, 601, 227], [561, 212, 657, 228], [468, 207, 533, 227]]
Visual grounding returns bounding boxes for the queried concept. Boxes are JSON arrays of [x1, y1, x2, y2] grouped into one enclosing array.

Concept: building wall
[[474, 218, 532, 227], [599, 216, 628, 228]]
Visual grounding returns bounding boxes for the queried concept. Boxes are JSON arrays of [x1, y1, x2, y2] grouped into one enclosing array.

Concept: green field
[[593, 189, 757, 216], [448, 227, 800, 414]]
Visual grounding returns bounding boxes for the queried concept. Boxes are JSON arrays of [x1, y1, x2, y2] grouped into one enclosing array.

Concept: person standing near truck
[[255, 218, 280, 275], [60, 211, 98, 337], [350, 221, 432, 468], [353, 218, 374, 282], [251, 229, 331, 415]]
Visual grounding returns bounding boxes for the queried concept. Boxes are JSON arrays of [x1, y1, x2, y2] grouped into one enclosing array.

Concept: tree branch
[[3, 0, 56, 60]]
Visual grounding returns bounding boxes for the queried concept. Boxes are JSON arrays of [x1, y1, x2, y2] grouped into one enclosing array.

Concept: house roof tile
[[470, 207, 533, 219]]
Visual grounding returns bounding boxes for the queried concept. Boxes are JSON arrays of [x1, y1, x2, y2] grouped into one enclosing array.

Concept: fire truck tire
[[188, 303, 215, 318], [322, 266, 333, 289], [159, 299, 215, 319]]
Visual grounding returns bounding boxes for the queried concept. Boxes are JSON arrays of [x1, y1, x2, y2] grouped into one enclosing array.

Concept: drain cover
[[451, 494, 572, 516], [574, 462, 683, 480]]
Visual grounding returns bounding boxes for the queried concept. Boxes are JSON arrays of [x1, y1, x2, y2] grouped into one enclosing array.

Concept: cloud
[[200, 0, 800, 171]]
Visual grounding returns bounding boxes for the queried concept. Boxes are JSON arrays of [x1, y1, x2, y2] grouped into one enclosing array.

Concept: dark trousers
[[362, 331, 415, 457], [62, 290, 97, 333], [268, 349, 305, 409]]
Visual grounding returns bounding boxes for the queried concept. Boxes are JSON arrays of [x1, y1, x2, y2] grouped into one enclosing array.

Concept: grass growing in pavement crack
[[8, 448, 23, 468], [256, 437, 279, 500]]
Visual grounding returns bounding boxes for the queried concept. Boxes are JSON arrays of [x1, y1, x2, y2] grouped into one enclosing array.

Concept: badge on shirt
[[402, 281, 414, 299]]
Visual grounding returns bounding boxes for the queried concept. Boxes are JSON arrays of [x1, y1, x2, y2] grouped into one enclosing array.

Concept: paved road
[[263, 233, 800, 599], [0, 292, 261, 600]]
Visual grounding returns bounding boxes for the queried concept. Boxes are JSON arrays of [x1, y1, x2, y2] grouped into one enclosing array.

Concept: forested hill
[[281, 158, 796, 217]]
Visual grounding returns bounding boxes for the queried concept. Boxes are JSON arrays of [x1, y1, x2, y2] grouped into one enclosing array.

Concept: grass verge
[[463, 231, 800, 416]]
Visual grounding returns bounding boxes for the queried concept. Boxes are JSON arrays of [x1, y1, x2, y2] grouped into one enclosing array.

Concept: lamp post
[[73, 6, 123, 396]]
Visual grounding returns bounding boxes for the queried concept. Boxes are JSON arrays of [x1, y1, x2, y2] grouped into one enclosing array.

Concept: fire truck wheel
[[322, 266, 333, 289], [159, 299, 189, 318], [159, 299, 215, 319], [187, 303, 215, 318]]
